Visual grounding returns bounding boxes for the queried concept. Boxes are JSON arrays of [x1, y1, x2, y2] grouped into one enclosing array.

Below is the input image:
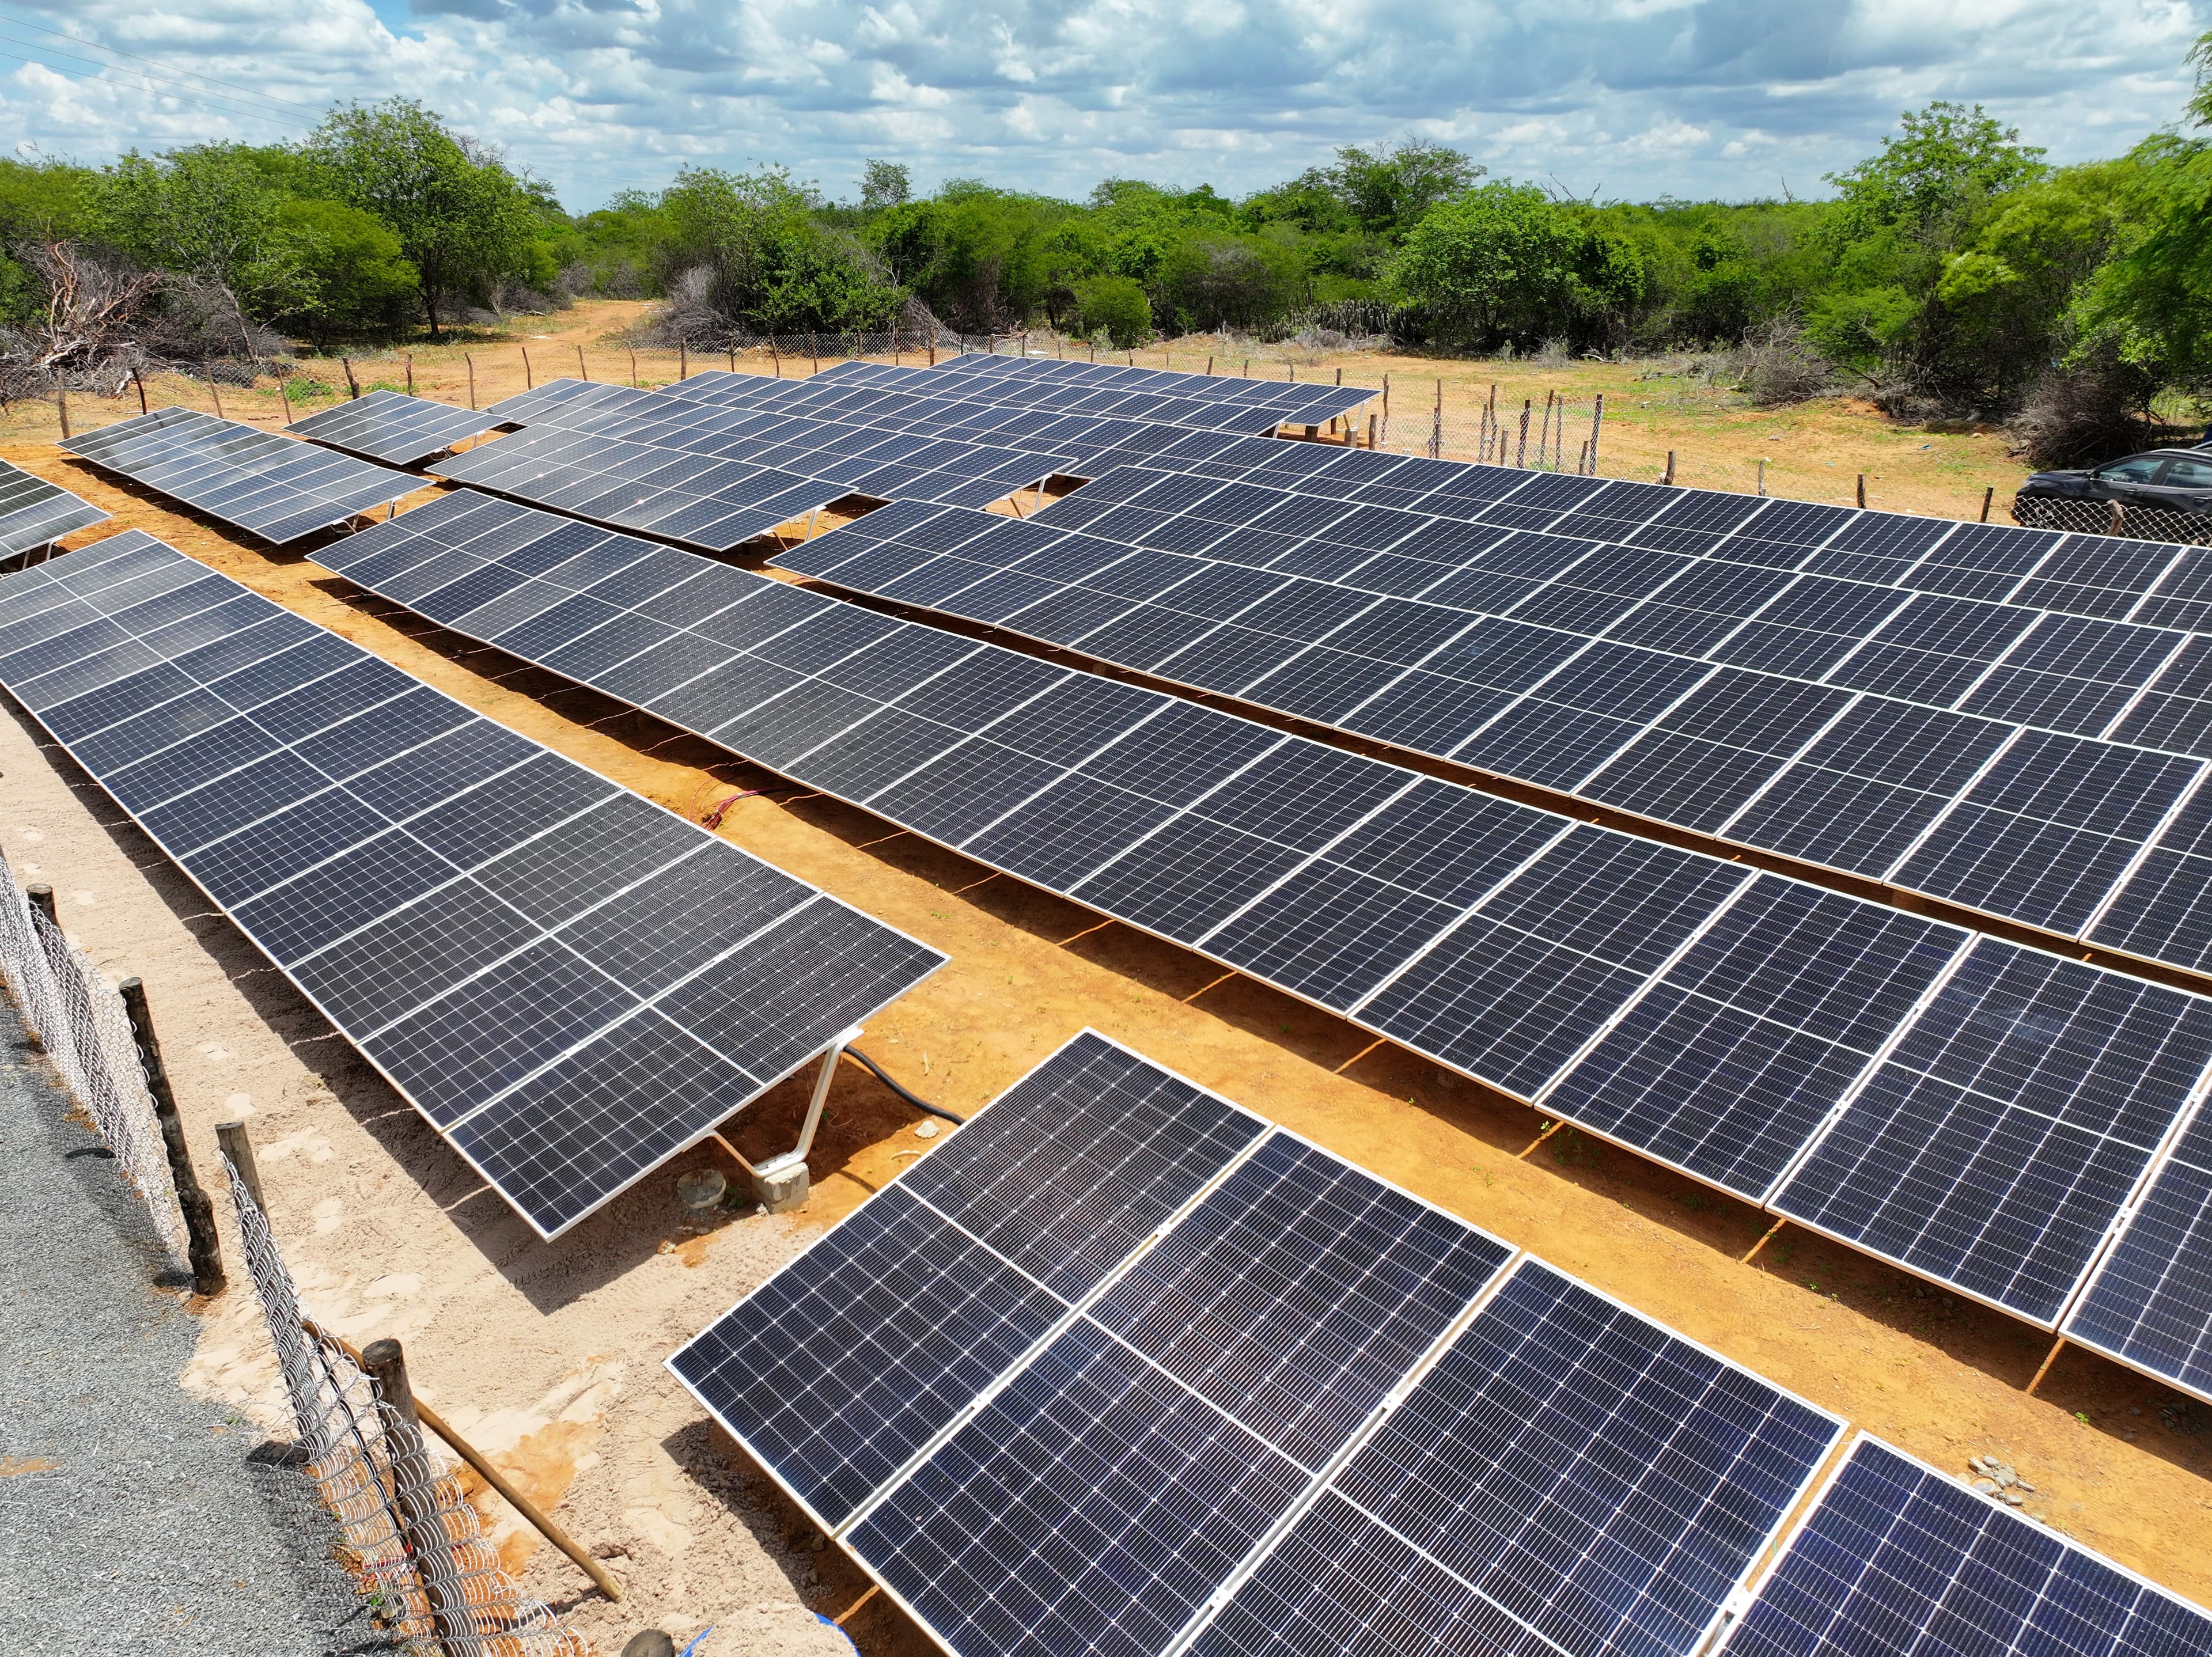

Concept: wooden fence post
[[679, 340, 688, 381], [118, 977, 224, 1297], [215, 1119, 264, 1214], [1856, 472, 1868, 509], [406, 356, 416, 396], [278, 377, 293, 423], [575, 345, 589, 382], [629, 350, 638, 388], [341, 357, 359, 400], [1588, 393, 1603, 475], [360, 1339, 469, 1655], [1516, 399, 1531, 468], [1664, 450, 1678, 486], [521, 347, 533, 390], [132, 365, 149, 416], [55, 386, 69, 439], [726, 347, 736, 374], [1980, 485, 1994, 524], [465, 355, 477, 409]]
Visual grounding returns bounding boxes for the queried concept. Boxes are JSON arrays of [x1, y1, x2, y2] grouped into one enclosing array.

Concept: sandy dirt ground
[[7, 298, 2035, 524], [3, 348, 2210, 1654]]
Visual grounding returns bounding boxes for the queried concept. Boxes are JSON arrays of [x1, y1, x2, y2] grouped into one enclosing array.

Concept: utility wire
[[0, 29, 308, 127], [0, 44, 299, 130], [0, 6, 321, 113]]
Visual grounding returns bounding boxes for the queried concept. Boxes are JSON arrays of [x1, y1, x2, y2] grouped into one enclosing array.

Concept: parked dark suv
[[2014, 446, 2212, 528]]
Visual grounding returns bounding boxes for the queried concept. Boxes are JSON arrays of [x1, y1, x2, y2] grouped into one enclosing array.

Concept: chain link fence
[[0, 850, 188, 1269], [2007, 492, 2212, 546], [224, 1150, 587, 1657]]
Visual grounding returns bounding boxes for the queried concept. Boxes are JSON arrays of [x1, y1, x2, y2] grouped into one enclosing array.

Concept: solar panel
[[674, 1039, 1858, 1657], [2063, 1099, 2212, 1404], [1718, 1436, 2212, 1657], [1038, 453, 2212, 641], [1189, 1258, 1843, 1657], [668, 1032, 1271, 1529], [776, 498, 2212, 979], [0, 456, 108, 559], [0, 529, 944, 1238], [320, 488, 2212, 1337], [287, 388, 501, 466], [59, 407, 419, 544]]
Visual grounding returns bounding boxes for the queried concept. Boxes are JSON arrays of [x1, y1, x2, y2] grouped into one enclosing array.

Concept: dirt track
[[2, 351, 2208, 1652]]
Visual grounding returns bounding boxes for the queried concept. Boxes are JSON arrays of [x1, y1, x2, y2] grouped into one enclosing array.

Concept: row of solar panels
[[672, 1031, 2212, 1657], [0, 530, 944, 1238], [506, 355, 2212, 642], [317, 487, 2212, 1408], [777, 496, 2212, 982], [0, 457, 108, 560]]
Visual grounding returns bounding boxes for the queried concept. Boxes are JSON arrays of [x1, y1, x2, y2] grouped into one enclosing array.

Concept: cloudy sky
[[3, 0, 2206, 212]]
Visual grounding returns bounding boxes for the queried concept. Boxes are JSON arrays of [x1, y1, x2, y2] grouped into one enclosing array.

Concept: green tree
[[274, 198, 419, 342], [861, 160, 912, 211], [304, 98, 550, 336], [658, 165, 900, 334], [92, 144, 315, 352], [2067, 32, 2212, 395], [1387, 182, 1580, 346], [1073, 275, 1152, 347]]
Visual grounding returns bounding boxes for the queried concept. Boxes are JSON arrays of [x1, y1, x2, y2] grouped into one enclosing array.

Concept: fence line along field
[[0, 298, 2050, 526]]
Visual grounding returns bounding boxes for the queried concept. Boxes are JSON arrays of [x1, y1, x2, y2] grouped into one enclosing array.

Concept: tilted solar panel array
[[919, 347, 1381, 429], [775, 497, 2212, 979], [0, 530, 944, 1238], [317, 488, 2212, 1353], [1045, 444, 2212, 636], [671, 1031, 1847, 1657], [288, 388, 502, 467], [60, 407, 419, 544], [435, 415, 1064, 549], [1719, 1436, 2212, 1657], [0, 456, 108, 559]]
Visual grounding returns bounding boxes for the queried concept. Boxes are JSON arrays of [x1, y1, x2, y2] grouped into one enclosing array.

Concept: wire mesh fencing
[[2006, 492, 2212, 546], [0, 850, 187, 1269], [224, 1151, 587, 1657]]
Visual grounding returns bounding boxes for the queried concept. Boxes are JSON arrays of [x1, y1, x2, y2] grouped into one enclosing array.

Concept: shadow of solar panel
[[1718, 1437, 2212, 1657]]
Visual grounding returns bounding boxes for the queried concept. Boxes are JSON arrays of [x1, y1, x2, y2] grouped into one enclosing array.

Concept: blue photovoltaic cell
[[1086, 1133, 1512, 1470], [2064, 1105, 2212, 1404], [850, 1319, 1313, 1657], [0, 529, 942, 1239], [667, 1033, 1268, 1526], [1191, 1260, 1842, 1657], [1719, 1437, 2212, 1657]]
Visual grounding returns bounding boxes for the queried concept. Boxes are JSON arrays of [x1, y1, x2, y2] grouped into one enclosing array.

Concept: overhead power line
[[0, 44, 299, 130], [0, 7, 321, 112]]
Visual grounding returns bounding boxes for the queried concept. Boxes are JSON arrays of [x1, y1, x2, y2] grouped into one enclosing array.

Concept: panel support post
[[2024, 1334, 2067, 1396], [746, 1026, 863, 1214], [120, 977, 225, 1296], [359, 1339, 468, 1656]]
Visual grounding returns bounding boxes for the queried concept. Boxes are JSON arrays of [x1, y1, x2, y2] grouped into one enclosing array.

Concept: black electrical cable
[[842, 1046, 965, 1125]]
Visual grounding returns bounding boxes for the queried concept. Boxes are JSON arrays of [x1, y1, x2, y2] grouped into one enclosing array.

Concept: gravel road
[[0, 991, 389, 1656]]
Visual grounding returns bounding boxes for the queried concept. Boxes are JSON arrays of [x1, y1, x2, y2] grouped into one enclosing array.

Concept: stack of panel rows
[[317, 487, 2212, 1408], [0, 530, 943, 1237], [775, 476, 2212, 980], [673, 1033, 2212, 1657]]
